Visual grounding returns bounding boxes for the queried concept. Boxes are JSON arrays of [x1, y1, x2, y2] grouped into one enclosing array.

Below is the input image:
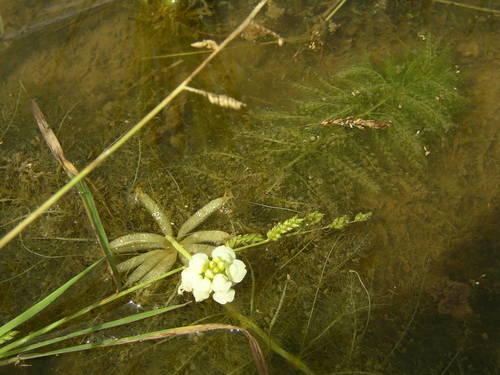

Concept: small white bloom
[[178, 269, 201, 293], [211, 246, 235, 264], [189, 253, 209, 273], [227, 259, 247, 283], [212, 273, 232, 292], [192, 277, 212, 302], [178, 246, 247, 304], [213, 288, 235, 304]]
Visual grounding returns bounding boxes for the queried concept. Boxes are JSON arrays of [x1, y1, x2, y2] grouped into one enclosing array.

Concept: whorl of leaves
[[354, 212, 372, 223], [226, 233, 266, 248], [328, 212, 372, 230], [266, 216, 304, 241], [303, 211, 324, 226], [329, 215, 351, 230]]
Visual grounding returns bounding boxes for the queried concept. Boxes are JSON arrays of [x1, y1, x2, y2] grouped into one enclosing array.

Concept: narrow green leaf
[[0, 323, 268, 375], [3, 302, 190, 357], [76, 179, 122, 289], [0, 259, 103, 338], [0, 266, 183, 356]]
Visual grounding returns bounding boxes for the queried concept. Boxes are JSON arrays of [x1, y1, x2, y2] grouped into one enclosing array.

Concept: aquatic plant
[[0, 193, 370, 370], [0, 2, 275, 370], [110, 188, 232, 286], [137, 0, 212, 36], [251, 37, 465, 194]]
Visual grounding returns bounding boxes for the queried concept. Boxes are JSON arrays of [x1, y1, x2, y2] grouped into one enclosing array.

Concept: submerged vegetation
[[1, 0, 496, 373], [111, 189, 231, 287], [248, 38, 465, 194]]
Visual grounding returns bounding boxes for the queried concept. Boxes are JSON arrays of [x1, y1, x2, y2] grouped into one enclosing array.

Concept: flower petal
[[192, 277, 212, 302], [212, 273, 232, 292], [189, 253, 209, 273], [211, 246, 235, 263], [178, 269, 202, 294], [213, 288, 235, 304], [227, 259, 247, 283]]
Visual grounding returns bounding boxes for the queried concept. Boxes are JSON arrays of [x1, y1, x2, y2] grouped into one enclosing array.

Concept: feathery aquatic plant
[[252, 37, 465, 194]]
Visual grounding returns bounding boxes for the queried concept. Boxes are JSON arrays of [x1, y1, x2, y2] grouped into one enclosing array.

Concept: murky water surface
[[0, 1, 498, 374]]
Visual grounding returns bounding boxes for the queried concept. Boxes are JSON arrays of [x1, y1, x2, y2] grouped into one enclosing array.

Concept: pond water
[[0, 0, 498, 374]]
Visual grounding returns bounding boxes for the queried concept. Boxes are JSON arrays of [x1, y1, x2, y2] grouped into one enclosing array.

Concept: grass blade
[[0, 266, 183, 356], [0, 323, 268, 375], [3, 302, 190, 357], [0, 259, 103, 339], [31, 99, 122, 289]]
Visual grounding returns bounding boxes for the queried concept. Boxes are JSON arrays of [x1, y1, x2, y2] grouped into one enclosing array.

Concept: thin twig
[[268, 274, 290, 334], [301, 241, 337, 352], [382, 271, 427, 367], [433, 0, 500, 15], [349, 269, 371, 338], [0, 86, 22, 141], [56, 101, 80, 134], [19, 233, 69, 259], [129, 137, 142, 193], [243, 255, 256, 317], [0, 0, 269, 250], [0, 260, 45, 284]]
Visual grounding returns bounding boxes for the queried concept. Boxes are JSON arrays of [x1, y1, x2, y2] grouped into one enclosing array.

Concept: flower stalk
[[165, 234, 192, 260]]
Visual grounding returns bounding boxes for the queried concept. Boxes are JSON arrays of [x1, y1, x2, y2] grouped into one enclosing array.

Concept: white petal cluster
[[178, 246, 247, 304]]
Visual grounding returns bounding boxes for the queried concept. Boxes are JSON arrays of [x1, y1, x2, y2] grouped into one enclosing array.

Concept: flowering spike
[[266, 217, 304, 241]]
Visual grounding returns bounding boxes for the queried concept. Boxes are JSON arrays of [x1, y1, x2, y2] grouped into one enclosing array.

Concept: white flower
[[227, 259, 247, 283], [211, 246, 235, 264], [212, 273, 235, 304], [213, 288, 235, 304], [189, 253, 209, 273], [192, 277, 212, 302], [178, 245, 247, 304], [212, 273, 232, 291], [178, 269, 198, 293]]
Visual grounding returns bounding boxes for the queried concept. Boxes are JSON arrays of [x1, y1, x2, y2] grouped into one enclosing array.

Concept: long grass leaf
[[76, 178, 122, 288], [31, 99, 122, 289], [3, 302, 190, 357], [0, 323, 268, 375], [0, 259, 103, 338], [0, 266, 183, 356]]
